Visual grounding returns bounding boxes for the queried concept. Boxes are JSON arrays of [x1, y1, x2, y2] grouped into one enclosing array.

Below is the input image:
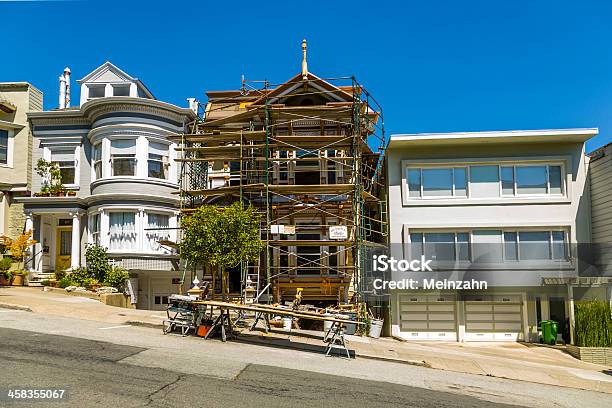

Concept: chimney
[[58, 75, 66, 109], [64, 67, 71, 108], [187, 98, 198, 114]]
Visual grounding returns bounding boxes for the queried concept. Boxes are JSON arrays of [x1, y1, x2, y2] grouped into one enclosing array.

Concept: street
[[0, 310, 610, 407]]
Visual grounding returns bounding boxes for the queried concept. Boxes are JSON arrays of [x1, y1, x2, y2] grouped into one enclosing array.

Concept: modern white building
[[385, 128, 608, 343], [17, 62, 196, 309]]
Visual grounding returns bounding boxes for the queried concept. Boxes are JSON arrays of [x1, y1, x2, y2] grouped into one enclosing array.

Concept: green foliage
[[12, 270, 27, 276], [57, 277, 73, 289], [0, 256, 13, 272], [103, 266, 129, 289], [68, 267, 96, 287], [40, 279, 51, 287], [2, 270, 13, 281], [574, 300, 612, 347], [53, 269, 67, 281], [84, 244, 112, 282], [180, 203, 264, 271], [35, 158, 63, 193]]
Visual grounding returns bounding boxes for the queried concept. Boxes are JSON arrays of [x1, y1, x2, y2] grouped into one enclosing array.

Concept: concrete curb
[[125, 320, 164, 329], [356, 353, 431, 367], [0, 302, 33, 312]]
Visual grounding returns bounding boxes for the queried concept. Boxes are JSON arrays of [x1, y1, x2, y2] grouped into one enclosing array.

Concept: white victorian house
[[17, 62, 196, 309]]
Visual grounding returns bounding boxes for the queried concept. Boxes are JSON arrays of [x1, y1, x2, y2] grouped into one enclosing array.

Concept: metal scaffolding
[[173, 74, 387, 307]]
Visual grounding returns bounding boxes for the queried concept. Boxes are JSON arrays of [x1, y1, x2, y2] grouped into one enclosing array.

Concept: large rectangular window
[[51, 149, 75, 185], [111, 139, 136, 176], [504, 165, 563, 196], [407, 167, 468, 198], [0, 129, 8, 164], [148, 142, 169, 179], [109, 212, 137, 251], [406, 162, 564, 200], [503, 230, 568, 261], [410, 232, 470, 261]]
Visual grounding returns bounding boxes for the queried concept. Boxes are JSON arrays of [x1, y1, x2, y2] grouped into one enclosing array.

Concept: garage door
[[399, 294, 457, 341], [464, 294, 523, 341], [151, 278, 176, 311]]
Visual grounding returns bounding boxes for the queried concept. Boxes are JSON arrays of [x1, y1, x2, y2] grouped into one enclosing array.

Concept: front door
[[55, 227, 72, 271]]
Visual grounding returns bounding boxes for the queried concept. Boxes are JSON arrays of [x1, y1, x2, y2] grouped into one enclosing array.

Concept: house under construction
[[174, 41, 387, 307]]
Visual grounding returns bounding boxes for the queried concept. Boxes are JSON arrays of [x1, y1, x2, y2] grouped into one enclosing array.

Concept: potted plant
[[11, 270, 27, 286], [67, 190, 77, 197], [0, 254, 13, 286], [0, 270, 13, 286], [35, 159, 63, 197]]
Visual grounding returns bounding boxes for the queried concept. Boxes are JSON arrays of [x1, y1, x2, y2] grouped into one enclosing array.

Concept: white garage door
[[465, 294, 523, 341], [399, 294, 457, 341]]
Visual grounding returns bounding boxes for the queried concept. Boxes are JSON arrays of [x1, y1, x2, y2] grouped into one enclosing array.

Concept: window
[[503, 165, 563, 196], [470, 165, 499, 198], [92, 143, 102, 179], [407, 167, 467, 198], [88, 85, 105, 98], [91, 214, 100, 245], [113, 85, 130, 97], [109, 212, 136, 251], [51, 149, 75, 185], [410, 232, 470, 261], [148, 142, 169, 179], [503, 230, 568, 261], [406, 162, 564, 200], [146, 213, 170, 251], [111, 139, 136, 176], [0, 129, 8, 164]]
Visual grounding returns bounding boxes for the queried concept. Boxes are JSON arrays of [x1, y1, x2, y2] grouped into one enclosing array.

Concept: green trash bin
[[540, 320, 558, 345]]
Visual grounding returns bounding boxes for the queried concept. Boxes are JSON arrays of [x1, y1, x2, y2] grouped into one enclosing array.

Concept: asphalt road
[[0, 327, 522, 408]]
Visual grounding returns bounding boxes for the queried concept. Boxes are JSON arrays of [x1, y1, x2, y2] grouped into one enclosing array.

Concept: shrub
[[84, 244, 112, 282], [0, 256, 12, 272], [57, 277, 73, 289], [103, 266, 129, 289], [40, 279, 51, 287], [54, 269, 67, 281], [574, 300, 612, 347], [68, 267, 95, 287]]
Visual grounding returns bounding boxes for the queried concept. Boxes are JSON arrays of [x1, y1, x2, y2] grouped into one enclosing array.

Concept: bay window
[[146, 212, 170, 251], [148, 142, 169, 179], [111, 139, 136, 176], [109, 212, 136, 251]]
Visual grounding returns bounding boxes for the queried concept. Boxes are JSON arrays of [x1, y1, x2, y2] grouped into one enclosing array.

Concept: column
[[24, 212, 34, 272], [567, 284, 575, 345], [70, 212, 81, 270]]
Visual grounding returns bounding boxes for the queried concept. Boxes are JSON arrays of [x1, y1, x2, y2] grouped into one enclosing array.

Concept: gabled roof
[[76, 61, 155, 99], [250, 72, 353, 105]]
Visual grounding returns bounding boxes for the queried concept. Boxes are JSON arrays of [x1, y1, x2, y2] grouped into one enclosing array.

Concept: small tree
[[84, 243, 112, 282], [9, 230, 36, 270], [180, 203, 264, 297]]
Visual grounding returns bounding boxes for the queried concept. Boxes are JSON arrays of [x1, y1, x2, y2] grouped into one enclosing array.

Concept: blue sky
[[2, 0, 612, 151]]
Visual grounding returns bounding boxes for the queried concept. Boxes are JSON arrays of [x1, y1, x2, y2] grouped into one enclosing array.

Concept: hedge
[[574, 300, 612, 347]]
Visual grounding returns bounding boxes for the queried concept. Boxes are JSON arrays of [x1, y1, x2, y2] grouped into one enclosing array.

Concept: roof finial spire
[[301, 39, 308, 80]]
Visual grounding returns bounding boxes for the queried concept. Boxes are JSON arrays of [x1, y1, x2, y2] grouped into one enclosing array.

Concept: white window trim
[[47, 145, 80, 189], [0, 128, 15, 168], [406, 166, 469, 199], [401, 156, 571, 206]]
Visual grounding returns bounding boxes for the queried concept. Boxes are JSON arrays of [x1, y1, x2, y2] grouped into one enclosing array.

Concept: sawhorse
[[323, 321, 351, 359], [204, 307, 236, 342]]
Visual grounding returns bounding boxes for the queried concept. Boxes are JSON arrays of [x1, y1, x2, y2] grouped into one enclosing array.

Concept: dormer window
[[113, 85, 130, 97], [88, 85, 105, 99]]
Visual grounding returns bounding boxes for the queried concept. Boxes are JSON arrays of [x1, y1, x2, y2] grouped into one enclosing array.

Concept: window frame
[[501, 229, 569, 261], [49, 146, 79, 188], [110, 139, 137, 177], [409, 230, 472, 262], [406, 166, 469, 199], [0, 128, 10, 166], [501, 164, 565, 198]]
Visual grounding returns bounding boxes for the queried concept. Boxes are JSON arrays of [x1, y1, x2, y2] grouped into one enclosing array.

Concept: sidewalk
[[2, 286, 611, 394]]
